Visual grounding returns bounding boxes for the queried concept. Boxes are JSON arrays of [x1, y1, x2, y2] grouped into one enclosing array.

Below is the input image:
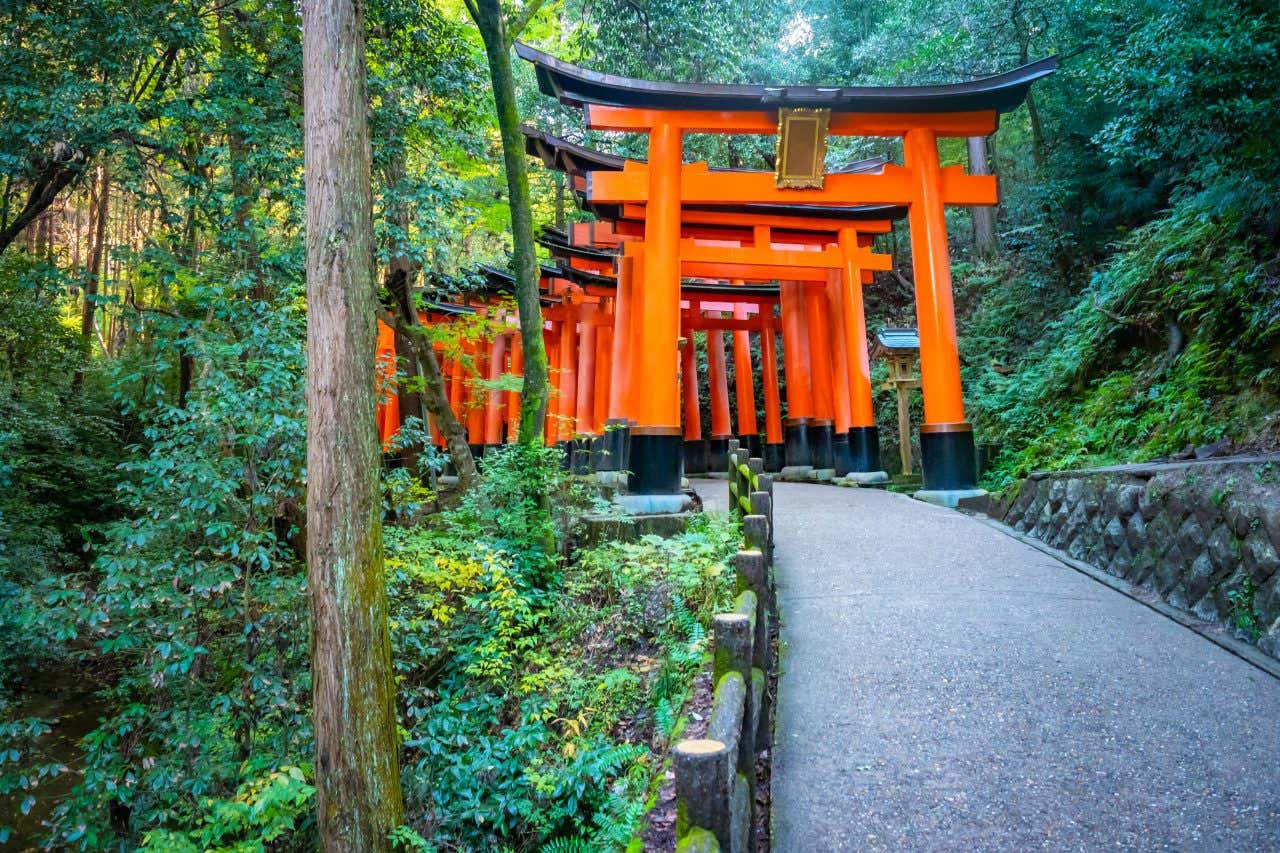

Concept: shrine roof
[[516, 43, 1055, 115], [537, 227, 618, 260], [873, 327, 920, 354], [549, 262, 779, 296], [581, 198, 907, 225], [523, 126, 888, 178]]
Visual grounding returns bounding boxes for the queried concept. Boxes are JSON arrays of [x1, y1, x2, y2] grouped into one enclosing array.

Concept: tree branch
[[504, 0, 549, 45]]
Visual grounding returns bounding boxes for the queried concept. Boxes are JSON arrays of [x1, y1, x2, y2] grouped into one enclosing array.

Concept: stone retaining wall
[[987, 455, 1280, 657]]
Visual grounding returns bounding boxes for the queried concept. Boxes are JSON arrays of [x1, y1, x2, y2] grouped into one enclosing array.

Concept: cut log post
[[742, 514, 770, 558], [711, 671, 747, 850], [758, 472, 774, 497], [735, 550, 770, 612], [751, 664, 769, 755], [707, 670, 749, 807], [713, 611, 753, 687], [674, 738, 733, 848]]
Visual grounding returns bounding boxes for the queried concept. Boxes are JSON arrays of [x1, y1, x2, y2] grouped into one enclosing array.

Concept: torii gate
[[589, 195, 904, 482], [518, 44, 1055, 502], [526, 128, 908, 480]]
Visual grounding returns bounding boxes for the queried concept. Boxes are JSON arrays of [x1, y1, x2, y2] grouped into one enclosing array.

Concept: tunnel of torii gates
[[375, 48, 1056, 501]]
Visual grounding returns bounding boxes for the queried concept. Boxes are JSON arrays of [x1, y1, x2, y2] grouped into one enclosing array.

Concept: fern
[[540, 837, 593, 853]]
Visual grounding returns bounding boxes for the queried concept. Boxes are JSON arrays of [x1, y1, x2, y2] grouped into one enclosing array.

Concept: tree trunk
[[219, 11, 264, 299], [384, 312, 478, 487], [1025, 89, 1046, 172], [72, 162, 111, 391], [301, 0, 404, 848], [469, 0, 550, 447], [967, 136, 997, 256]]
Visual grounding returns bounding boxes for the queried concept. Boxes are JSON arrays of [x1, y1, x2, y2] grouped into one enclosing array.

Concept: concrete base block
[[913, 487, 988, 509], [438, 475, 459, 486], [779, 465, 814, 482], [614, 493, 695, 515], [812, 468, 836, 482], [583, 511, 691, 545], [594, 470, 629, 489], [845, 470, 890, 486]]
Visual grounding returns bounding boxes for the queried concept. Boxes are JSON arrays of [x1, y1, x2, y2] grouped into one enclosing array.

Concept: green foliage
[[1226, 577, 1261, 641], [0, 255, 124, 686], [388, 506, 739, 851], [966, 189, 1280, 488], [8, 272, 314, 850]]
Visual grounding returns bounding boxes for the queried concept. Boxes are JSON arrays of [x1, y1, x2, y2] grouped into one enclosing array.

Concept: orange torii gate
[[590, 198, 904, 482], [517, 45, 1055, 502], [527, 127, 911, 480]]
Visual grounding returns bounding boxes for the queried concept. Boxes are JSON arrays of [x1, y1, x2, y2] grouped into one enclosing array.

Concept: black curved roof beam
[[516, 43, 1056, 115], [537, 229, 619, 262], [523, 125, 889, 179]]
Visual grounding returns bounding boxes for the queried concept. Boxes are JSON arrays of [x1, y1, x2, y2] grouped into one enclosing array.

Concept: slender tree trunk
[[377, 98, 430, 470], [469, 0, 550, 447], [384, 312, 479, 487], [301, 0, 403, 848], [73, 162, 110, 391], [554, 173, 565, 230], [967, 136, 997, 256], [1025, 90, 1046, 171], [219, 11, 264, 299]]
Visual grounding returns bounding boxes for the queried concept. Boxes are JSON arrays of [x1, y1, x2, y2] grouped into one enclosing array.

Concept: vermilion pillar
[[825, 271, 854, 476], [804, 282, 836, 472], [506, 335, 522, 443], [602, 255, 636, 473], [593, 318, 612, 435], [779, 280, 813, 468], [680, 333, 708, 474], [483, 332, 507, 450], [631, 123, 684, 494], [543, 324, 559, 446], [732, 301, 759, 457], [838, 227, 883, 475], [574, 305, 597, 433], [904, 128, 977, 491], [556, 308, 578, 449], [572, 304, 597, 473], [466, 344, 486, 455], [760, 315, 785, 472], [706, 316, 732, 471]]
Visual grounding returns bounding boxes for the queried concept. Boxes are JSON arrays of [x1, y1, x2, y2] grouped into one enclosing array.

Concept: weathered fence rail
[[674, 441, 776, 852]]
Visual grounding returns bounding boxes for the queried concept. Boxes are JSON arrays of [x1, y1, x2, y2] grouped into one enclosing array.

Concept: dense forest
[[1, 0, 1278, 849]]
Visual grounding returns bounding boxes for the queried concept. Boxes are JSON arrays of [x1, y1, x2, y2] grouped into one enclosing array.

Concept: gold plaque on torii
[[775, 108, 831, 189]]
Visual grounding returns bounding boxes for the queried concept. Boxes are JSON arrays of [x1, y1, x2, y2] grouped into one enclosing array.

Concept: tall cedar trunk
[[470, 0, 550, 446], [301, 0, 404, 848], [967, 136, 997, 256], [72, 162, 110, 391]]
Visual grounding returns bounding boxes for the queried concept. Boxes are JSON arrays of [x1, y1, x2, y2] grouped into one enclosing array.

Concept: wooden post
[[673, 739, 733, 848]]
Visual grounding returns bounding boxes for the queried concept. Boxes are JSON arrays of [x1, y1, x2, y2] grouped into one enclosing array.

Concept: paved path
[[694, 480, 1280, 851]]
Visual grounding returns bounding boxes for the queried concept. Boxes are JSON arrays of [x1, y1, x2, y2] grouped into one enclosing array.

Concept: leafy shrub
[[388, 508, 739, 851]]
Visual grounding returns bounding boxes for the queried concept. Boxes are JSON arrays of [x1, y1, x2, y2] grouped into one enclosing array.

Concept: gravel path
[[693, 479, 1280, 851]]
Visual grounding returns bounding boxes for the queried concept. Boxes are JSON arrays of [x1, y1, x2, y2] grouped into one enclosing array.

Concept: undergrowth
[[963, 184, 1280, 491]]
